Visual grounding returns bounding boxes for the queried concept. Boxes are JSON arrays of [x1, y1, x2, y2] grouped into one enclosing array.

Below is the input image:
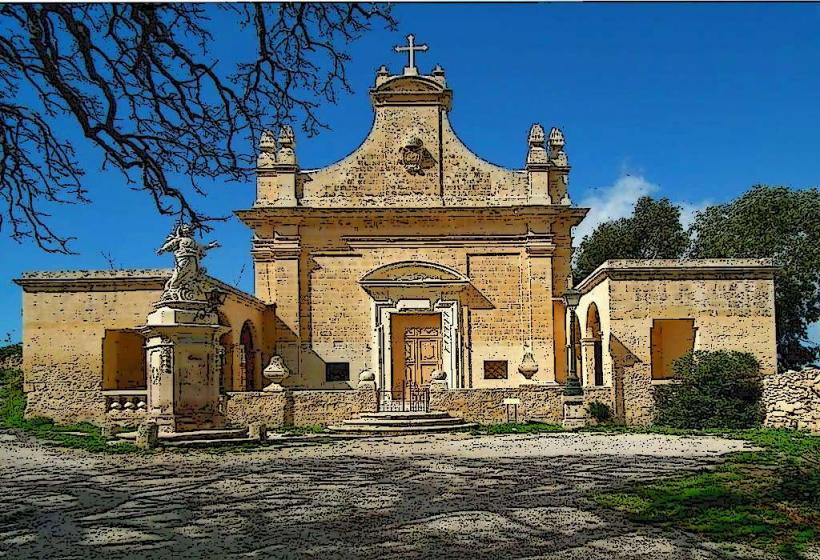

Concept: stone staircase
[[328, 411, 477, 434]]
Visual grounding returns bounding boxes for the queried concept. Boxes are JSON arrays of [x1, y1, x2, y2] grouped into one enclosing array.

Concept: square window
[[326, 362, 350, 382], [484, 360, 508, 380], [651, 319, 696, 380]]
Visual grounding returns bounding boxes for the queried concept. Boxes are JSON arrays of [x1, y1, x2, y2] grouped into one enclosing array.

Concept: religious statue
[[156, 223, 220, 303]]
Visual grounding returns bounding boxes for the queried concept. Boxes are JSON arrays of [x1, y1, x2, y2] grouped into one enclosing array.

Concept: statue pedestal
[[142, 302, 228, 433], [561, 394, 587, 430]]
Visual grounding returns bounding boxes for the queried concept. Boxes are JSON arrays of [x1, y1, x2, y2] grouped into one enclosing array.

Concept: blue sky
[[2, 3, 819, 344]]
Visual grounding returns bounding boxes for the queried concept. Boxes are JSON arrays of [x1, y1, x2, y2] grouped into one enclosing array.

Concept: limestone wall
[[429, 385, 564, 424], [248, 211, 583, 391], [763, 368, 820, 433], [223, 392, 287, 427], [224, 387, 378, 427], [576, 260, 777, 426], [15, 270, 272, 426]]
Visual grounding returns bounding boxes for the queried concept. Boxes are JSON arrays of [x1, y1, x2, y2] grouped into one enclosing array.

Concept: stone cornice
[[343, 233, 555, 251], [251, 234, 301, 261], [14, 269, 269, 310], [575, 259, 778, 294], [236, 205, 589, 229]]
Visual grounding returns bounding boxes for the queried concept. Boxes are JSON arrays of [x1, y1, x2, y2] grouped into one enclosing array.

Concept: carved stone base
[[561, 394, 587, 429], [142, 304, 228, 433]]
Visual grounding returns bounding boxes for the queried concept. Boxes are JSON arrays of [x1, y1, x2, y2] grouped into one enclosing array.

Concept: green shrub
[[0, 367, 26, 428], [654, 350, 764, 429], [0, 343, 22, 362], [587, 401, 612, 423]]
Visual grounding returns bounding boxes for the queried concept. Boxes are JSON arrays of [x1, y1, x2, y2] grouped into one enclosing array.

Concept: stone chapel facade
[[15, 40, 778, 429]]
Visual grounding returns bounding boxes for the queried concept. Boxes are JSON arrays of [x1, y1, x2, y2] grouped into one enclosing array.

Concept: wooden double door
[[390, 313, 442, 397]]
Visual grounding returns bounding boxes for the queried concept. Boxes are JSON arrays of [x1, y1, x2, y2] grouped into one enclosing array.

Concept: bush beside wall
[[654, 350, 764, 429]]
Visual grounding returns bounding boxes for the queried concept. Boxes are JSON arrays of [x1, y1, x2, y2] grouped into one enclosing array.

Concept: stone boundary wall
[[763, 367, 820, 433], [224, 386, 378, 428], [429, 385, 566, 424], [26, 388, 107, 424], [581, 386, 615, 412]]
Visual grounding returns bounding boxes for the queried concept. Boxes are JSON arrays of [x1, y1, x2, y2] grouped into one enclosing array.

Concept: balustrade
[[104, 390, 148, 415]]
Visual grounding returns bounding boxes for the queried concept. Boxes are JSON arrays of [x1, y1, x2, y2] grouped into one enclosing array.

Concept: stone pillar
[[143, 303, 229, 433], [562, 394, 586, 429], [525, 238, 556, 383], [581, 338, 597, 386], [248, 422, 268, 442], [357, 369, 378, 413]]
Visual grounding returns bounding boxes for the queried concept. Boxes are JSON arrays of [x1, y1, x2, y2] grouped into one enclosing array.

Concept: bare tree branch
[[0, 3, 396, 253]]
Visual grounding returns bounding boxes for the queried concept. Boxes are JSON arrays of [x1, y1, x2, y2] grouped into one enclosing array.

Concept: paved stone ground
[[0, 431, 778, 560]]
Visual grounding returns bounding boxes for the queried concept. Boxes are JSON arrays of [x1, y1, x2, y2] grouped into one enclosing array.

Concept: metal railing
[[378, 380, 430, 413]]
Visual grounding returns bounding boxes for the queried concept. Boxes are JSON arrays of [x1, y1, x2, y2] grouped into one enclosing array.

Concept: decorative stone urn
[[518, 351, 539, 381], [262, 355, 290, 392]]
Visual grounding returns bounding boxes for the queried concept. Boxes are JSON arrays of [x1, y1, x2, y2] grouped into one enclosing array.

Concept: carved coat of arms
[[398, 137, 435, 175]]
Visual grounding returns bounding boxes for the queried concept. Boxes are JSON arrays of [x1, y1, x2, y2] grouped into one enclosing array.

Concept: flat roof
[[576, 259, 777, 293]]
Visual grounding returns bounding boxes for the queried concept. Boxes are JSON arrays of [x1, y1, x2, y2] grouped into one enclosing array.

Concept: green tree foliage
[[573, 196, 690, 282], [689, 186, 820, 369], [654, 350, 764, 429]]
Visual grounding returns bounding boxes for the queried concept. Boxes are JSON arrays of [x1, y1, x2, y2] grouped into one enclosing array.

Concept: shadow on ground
[[0, 432, 764, 559]]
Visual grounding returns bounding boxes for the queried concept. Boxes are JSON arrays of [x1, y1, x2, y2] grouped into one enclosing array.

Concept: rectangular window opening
[[483, 360, 508, 380], [326, 362, 350, 382], [650, 319, 696, 380]]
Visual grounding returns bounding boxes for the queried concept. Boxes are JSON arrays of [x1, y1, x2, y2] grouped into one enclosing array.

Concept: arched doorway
[[239, 321, 256, 391], [585, 303, 603, 386]]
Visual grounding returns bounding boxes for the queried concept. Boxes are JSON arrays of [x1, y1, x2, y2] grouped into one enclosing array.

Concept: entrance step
[[357, 411, 452, 421], [328, 411, 476, 435], [114, 427, 250, 445]]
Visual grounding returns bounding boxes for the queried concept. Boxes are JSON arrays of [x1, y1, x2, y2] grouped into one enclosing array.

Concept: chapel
[[15, 37, 777, 432]]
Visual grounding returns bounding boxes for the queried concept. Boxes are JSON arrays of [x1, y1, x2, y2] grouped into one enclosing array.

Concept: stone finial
[[358, 369, 378, 391], [276, 125, 297, 166], [526, 123, 549, 166], [263, 355, 290, 391], [258, 129, 277, 168], [529, 123, 545, 145], [549, 127, 568, 167], [376, 64, 389, 77], [260, 129, 277, 152], [430, 369, 448, 391], [432, 64, 445, 77]]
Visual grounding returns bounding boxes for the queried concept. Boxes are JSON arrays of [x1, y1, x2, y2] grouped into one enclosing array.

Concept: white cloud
[[572, 174, 709, 246]]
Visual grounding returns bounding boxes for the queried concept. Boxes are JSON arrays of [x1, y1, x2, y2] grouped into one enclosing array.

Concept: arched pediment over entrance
[[360, 261, 468, 287]]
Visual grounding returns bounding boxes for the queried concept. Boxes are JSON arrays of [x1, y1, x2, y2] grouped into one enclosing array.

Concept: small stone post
[[136, 421, 159, 449], [430, 369, 448, 391], [357, 369, 379, 413], [248, 422, 268, 442]]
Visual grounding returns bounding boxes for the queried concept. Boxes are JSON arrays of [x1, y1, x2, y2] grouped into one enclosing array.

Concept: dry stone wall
[[430, 385, 564, 424], [763, 368, 820, 433], [224, 386, 378, 428]]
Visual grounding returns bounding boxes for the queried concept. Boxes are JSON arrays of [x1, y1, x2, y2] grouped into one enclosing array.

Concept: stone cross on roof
[[394, 34, 428, 75]]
